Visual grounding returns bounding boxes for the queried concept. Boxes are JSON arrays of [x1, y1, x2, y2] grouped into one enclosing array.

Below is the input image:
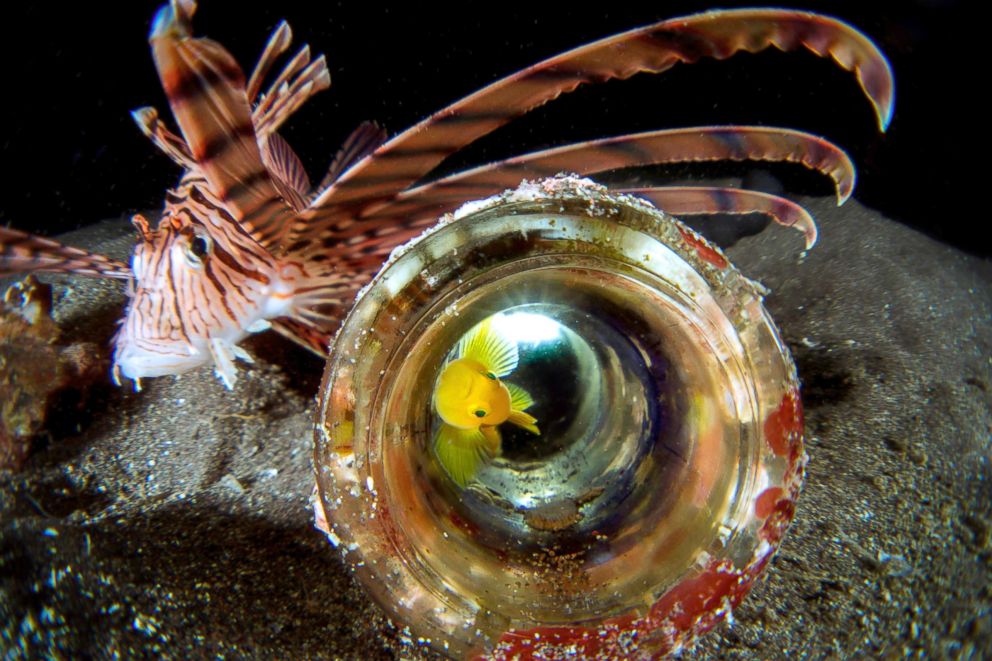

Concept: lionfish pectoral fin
[[457, 318, 518, 378], [269, 317, 332, 357], [0, 227, 132, 279], [207, 337, 253, 389], [366, 126, 854, 220], [434, 425, 492, 487], [267, 270, 368, 354], [507, 410, 540, 436], [245, 318, 272, 334], [340, 126, 847, 262], [622, 186, 819, 250], [150, 1, 297, 250], [230, 344, 255, 365]]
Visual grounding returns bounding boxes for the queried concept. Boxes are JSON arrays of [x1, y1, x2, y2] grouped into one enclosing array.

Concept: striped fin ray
[[131, 106, 196, 170], [315, 122, 389, 195], [622, 186, 819, 248], [301, 7, 893, 236], [311, 126, 850, 270], [247, 18, 330, 140], [356, 126, 852, 225], [269, 317, 332, 356], [290, 284, 364, 328], [242, 14, 332, 218], [262, 133, 311, 212], [149, 1, 296, 250], [0, 227, 131, 279], [270, 269, 370, 355], [252, 48, 330, 140], [246, 21, 293, 104], [323, 186, 817, 275], [245, 20, 328, 212]]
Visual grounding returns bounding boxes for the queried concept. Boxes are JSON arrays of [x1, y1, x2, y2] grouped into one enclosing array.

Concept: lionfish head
[[113, 200, 282, 390]]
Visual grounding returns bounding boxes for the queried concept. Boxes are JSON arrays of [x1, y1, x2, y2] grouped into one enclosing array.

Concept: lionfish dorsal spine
[[302, 9, 892, 220], [315, 122, 389, 196], [246, 20, 293, 104], [131, 106, 196, 170], [252, 49, 330, 140], [149, 1, 298, 250], [278, 9, 891, 271], [261, 133, 311, 212], [334, 125, 852, 264]]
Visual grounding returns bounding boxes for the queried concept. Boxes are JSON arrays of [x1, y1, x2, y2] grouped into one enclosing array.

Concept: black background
[[0, 1, 979, 255]]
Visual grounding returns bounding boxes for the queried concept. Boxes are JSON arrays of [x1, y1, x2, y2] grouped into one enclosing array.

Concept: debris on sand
[[0, 275, 104, 470]]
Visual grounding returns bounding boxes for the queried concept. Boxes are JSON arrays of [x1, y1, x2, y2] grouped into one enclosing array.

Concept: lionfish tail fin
[[0, 227, 132, 280]]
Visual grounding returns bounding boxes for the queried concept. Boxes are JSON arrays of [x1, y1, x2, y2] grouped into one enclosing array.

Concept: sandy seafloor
[[1, 195, 990, 659]]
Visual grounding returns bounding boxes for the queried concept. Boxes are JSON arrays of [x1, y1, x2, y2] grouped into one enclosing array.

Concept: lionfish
[[0, 1, 893, 389]]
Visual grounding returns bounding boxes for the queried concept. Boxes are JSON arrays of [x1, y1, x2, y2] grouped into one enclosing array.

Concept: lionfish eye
[[474, 409, 487, 418], [189, 235, 210, 258], [183, 232, 212, 266], [485, 372, 497, 380]]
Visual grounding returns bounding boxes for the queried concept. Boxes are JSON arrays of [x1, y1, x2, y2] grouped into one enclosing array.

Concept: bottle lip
[[313, 177, 805, 658]]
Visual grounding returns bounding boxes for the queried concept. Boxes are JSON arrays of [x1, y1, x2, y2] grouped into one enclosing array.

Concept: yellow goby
[[433, 319, 539, 486]]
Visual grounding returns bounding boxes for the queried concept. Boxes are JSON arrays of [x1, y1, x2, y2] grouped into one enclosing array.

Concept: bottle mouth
[[314, 178, 805, 658]]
